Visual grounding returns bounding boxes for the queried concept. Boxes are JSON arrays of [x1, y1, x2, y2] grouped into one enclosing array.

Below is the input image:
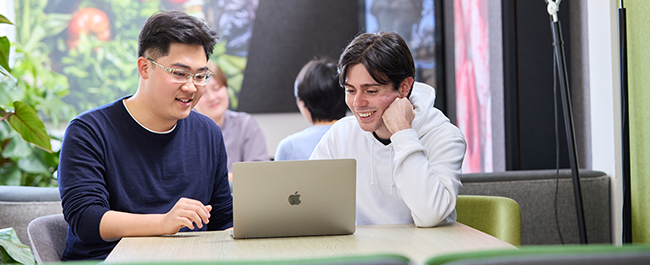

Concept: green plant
[[59, 0, 160, 111], [1, 2, 76, 187], [211, 41, 247, 109], [13, 0, 77, 126], [0, 228, 34, 265]]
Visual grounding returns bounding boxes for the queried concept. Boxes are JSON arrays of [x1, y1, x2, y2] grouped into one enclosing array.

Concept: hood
[[361, 82, 449, 197], [410, 82, 449, 137]]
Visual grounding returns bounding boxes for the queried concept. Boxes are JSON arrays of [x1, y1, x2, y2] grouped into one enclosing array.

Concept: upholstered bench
[[0, 186, 62, 245], [460, 169, 611, 245]]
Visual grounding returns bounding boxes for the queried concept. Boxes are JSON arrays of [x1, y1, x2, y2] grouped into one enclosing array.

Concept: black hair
[[338, 32, 415, 98], [295, 59, 347, 123], [138, 10, 219, 60]]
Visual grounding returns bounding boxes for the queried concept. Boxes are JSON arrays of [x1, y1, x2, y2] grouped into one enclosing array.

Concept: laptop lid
[[232, 159, 356, 239]]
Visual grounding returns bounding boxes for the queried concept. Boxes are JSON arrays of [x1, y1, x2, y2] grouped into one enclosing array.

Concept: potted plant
[[0, 9, 73, 265]]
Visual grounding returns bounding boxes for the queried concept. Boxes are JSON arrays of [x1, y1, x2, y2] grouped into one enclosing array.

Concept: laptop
[[231, 159, 356, 239]]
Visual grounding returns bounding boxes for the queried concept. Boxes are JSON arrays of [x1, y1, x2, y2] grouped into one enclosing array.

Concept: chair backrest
[[425, 244, 650, 265], [456, 195, 521, 245], [27, 213, 68, 263]]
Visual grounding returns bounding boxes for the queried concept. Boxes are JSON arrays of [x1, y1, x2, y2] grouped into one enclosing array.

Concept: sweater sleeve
[[390, 124, 466, 227], [58, 119, 111, 243], [208, 133, 233, 230]]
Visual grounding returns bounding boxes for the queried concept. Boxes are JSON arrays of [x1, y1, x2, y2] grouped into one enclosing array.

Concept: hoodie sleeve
[[390, 123, 466, 227]]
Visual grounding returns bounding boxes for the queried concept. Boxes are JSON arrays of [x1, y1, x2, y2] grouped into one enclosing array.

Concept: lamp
[[545, 0, 587, 244]]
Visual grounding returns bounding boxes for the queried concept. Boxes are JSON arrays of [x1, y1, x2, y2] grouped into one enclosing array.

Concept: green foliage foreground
[[0, 228, 35, 265]]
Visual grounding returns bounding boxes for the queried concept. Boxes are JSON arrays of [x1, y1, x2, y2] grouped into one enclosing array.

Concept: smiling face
[[194, 74, 229, 126], [344, 63, 402, 138], [134, 43, 208, 131]]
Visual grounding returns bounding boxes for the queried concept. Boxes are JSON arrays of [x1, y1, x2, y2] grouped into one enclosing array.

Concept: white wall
[[586, 0, 622, 244]]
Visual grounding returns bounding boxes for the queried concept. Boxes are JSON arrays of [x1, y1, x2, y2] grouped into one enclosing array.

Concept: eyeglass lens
[[171, 70, 211, 85]]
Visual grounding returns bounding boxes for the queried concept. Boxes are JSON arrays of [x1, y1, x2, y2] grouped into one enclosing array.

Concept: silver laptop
[[231, 159, 356, 239]]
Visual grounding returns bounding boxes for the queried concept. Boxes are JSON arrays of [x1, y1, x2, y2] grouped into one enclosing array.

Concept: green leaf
[[0, 120, 13, 140], [215, 55, 247, 76], [213, 41, 226, 57], [0, 165, 22, 186], [0, 63, 17, 95], [0, 14, 13, 25], [23, 25, 47, 53], [17, 155, 50, 175], [0, 36, 10, 74], [223, 54, 248, 71], [0, 228, 35, 265], [2, 134, 33, 159], [6, 101, 52, 152]]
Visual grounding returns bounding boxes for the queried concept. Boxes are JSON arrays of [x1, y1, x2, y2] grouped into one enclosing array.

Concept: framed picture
[[360, 0, 447, 114]]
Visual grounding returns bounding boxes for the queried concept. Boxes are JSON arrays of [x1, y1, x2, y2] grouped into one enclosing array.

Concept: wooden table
[[105, 222, 515, 264]]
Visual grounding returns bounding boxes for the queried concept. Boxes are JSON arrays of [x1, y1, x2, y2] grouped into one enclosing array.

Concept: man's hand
[[160, 197, 212, 234], [382, 97, 415, 136], [100, 197, 213, 241]]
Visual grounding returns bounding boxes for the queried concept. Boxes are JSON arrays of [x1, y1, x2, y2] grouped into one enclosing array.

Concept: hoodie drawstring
[[370, 143, 380, 194], [390, 150, 396, 196]]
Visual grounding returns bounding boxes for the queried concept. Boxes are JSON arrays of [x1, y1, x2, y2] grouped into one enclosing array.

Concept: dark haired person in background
[[58, 11, 232, 260], [311, 32, 466, 227], [274, 59, 347, 161]]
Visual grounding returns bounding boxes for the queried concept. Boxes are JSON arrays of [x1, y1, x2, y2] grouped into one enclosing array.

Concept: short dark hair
[[338, 32, 415, 97], [295, 59, 347, 123], [138, 11, 219, 60]]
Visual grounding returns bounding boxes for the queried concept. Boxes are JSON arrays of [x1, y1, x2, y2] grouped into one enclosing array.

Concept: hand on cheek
[[382, 97, 415, 135]]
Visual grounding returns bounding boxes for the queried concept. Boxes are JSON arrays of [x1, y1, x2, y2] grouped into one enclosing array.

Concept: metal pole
[[618, 0, 632, 244], [546, 0, 588, 244]]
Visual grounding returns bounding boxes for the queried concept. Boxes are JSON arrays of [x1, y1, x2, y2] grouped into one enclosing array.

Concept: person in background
[[311, 32, 466, 227], [194, 61, 269, 173], [274, 59, 348, 161], [58, 11, 232, 261]]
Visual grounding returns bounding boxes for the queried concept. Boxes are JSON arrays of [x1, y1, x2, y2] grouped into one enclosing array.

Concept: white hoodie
[[311, 82, 466, 227]]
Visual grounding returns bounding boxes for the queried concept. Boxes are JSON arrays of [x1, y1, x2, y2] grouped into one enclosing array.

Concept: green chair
[[455, 195, 521, 246], [425, 244, 650, 265]]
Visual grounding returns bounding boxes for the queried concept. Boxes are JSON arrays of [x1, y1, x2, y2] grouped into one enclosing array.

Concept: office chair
[[455, 195, 521, 246], [27, 213, 68, 263]]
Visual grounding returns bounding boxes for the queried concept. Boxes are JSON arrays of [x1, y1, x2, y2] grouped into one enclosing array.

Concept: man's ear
[[137, 57, 150, 79], [399, 77, 414, 98]]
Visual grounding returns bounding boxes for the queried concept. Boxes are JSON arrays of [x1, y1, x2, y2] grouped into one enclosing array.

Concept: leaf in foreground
[[5, 101, 52, 152], [0, 228, 35, 265]]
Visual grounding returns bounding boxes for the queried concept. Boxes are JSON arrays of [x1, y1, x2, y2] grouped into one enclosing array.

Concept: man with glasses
[[58, 11, 232, 260]]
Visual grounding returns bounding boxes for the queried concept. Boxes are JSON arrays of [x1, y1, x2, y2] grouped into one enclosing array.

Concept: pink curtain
[[454, 0, 492, 173]]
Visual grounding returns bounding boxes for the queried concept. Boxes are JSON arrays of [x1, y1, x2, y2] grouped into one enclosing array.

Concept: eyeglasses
[[146, 57, 213, 86]]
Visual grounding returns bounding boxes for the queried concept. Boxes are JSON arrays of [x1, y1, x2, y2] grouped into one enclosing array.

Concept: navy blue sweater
[[58, 97, 233, 260]]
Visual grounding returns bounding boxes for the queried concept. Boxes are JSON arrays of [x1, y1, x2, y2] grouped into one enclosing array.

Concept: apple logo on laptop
[[288, 191, 301, 205]]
